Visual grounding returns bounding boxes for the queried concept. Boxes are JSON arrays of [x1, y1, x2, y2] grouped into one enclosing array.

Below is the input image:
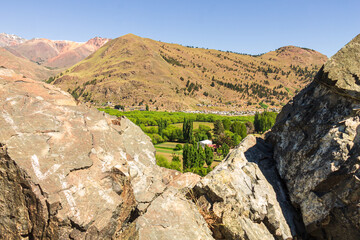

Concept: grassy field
[[155, 142, 183, 161]]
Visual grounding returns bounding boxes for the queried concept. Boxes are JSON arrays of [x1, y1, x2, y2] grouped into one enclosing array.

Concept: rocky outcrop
[[192, 135, 304, 240], [135, 187, 214, 240], [316, 34, 360, 100], [0, 78, 207, 239], [268, 34, 360, 239], [0, 78, 137, 239]]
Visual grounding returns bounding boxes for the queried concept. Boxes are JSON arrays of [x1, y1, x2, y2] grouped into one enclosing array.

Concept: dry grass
[[53, 34, 327, 111], [186, 189, 222, 232]]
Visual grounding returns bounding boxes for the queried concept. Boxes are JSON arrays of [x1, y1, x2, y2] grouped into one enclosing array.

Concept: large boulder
[[192, 135, 305, 240], [135, 187, 214, 240], [0, 78, 206, 239], [268, 34, 360, 239]]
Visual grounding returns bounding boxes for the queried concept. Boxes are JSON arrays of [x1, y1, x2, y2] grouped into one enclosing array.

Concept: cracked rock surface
[[268, 34, 360, 239], [192, 135, 304, 240], [136, 187, 214, 240], [0, 78, 203, 239]]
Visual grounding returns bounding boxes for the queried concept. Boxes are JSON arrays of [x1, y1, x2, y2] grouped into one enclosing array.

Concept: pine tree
[[254, 112, 260, 132], [253, 111, 276, 133]]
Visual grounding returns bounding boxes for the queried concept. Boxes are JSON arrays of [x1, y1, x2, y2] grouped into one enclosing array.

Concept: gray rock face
[[136, 187, 214, 240], [316, 34, 360, 100], [0, 78, 207, 239], [268, 35, 360, 239], [192, 135, 304, 240], [0, 78, 140, 239]]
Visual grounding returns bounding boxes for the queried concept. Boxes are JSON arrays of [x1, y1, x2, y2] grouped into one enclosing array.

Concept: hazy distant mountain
[[0, 47, 56, 80], [0, 33, 26, 47], [51, 34, 327, 111], [0, 33, 110, 81], [6, 37, 109, 69]]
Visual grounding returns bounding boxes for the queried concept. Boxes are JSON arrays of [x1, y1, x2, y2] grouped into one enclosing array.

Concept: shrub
[[156, 155, 169, 168], [174, 144, 183, 151], [156, 154, 182, 172]]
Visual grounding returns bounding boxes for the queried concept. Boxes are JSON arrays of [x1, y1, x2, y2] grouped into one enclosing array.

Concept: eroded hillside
[[52, 34, 327, 111], [6, 37, 109, 69], [0, 47, 56, 80]]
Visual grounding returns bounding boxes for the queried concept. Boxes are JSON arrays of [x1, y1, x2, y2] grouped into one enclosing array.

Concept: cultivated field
[[155, 142, 183, 161]]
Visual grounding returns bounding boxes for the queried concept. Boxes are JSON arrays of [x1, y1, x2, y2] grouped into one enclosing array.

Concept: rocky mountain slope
[[0, 34, 109, 81], [6, 36, 109, 69], [51, 34, 327, 111], [0, 34, 359, 240], [0, 33, 26, 47], [0, 47, 56, 80]]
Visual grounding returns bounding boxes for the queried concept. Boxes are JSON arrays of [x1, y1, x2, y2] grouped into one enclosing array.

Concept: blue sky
[[1, 0, 359, 57]]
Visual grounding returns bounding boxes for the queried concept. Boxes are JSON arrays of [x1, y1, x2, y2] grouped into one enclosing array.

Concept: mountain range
[[0, 33, 26, 47], [0, 33, 109, 80], [51, 34, 327, 111]]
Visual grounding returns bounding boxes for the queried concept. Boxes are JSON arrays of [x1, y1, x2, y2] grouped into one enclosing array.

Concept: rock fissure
[[67, 163, 94, 175]]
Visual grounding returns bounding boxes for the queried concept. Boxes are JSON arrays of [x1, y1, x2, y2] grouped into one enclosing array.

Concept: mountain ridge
[[5, 36, 110, 68], [0, 33, 109, 80], [0, 47, 56, 80], [52, 33, 327, 111], [0, 33, 26, 47]]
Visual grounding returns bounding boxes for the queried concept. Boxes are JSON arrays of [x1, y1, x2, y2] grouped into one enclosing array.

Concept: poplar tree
[[214, 120, 225, 135], [157, 118, 168, 137], [205, 145, 214, 167], [198, 145, 206, 168], [190, 144, 198, 168], [182, 144, 191, 170], [183, 118, 193, 143]]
